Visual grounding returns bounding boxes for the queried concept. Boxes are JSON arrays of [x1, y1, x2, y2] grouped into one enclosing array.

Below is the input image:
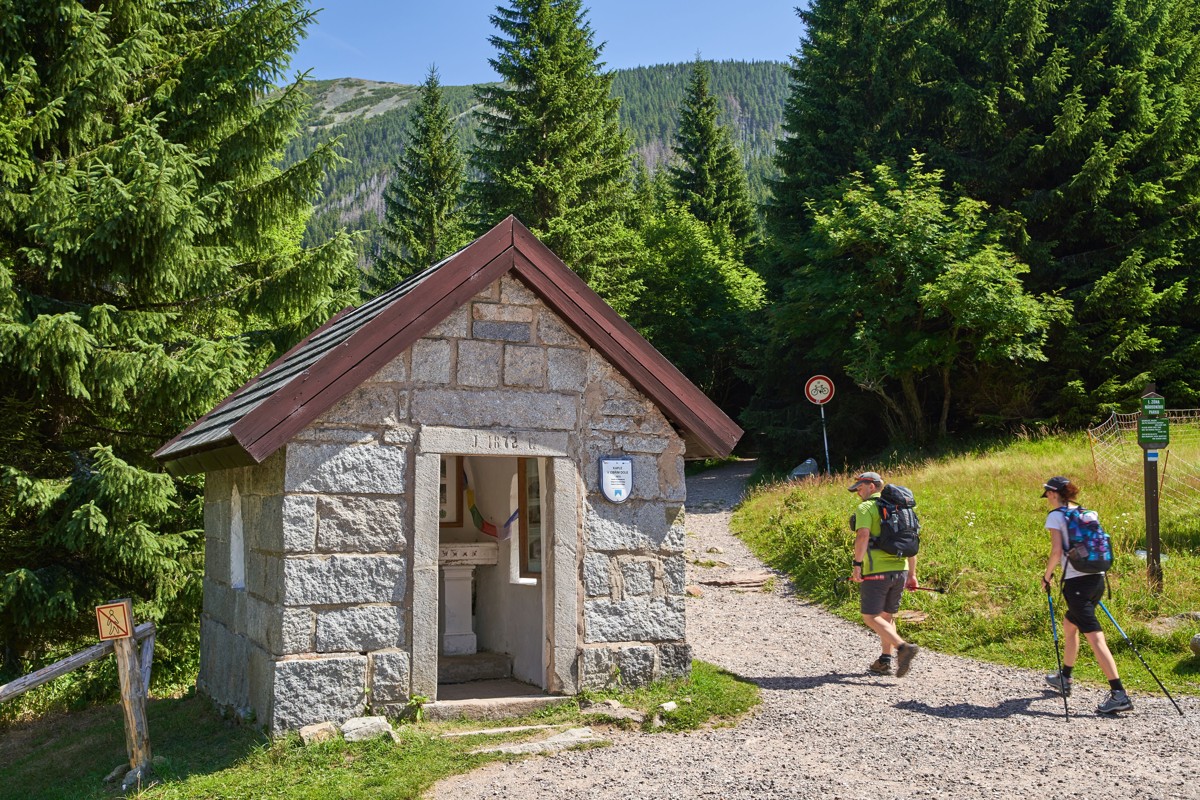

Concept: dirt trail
[[428, 460, 1200, 799]]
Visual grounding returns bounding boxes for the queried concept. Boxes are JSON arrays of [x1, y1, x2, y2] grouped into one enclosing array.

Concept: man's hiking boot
[[895, 643, 919, 677], [868, 656, 893, 675], [1097, 689, 1133, 714], [1045, 671, 1073, 697]]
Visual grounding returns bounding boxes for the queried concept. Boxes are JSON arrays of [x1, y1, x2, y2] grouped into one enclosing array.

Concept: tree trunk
[[939, 363, 952, 439], [900, 372, 927, 443]]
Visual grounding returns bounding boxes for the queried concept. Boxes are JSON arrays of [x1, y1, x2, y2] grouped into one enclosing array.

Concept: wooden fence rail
[[0, 621, 156, 704]]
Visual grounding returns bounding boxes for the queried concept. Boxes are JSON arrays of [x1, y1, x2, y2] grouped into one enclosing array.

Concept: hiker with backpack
[[848, 471, 920, 677], [1040, 475, 1132, 714]]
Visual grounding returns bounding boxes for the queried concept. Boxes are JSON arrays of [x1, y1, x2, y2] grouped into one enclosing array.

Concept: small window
[[518, 458, 542, 577], [230, 484, 245, 590]]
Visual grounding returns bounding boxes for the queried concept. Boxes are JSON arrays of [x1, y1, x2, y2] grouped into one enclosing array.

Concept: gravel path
[[429, 460, 1200, 799]]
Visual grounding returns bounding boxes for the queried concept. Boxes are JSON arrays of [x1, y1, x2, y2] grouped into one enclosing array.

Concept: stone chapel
[[154, 216, 741, 732]]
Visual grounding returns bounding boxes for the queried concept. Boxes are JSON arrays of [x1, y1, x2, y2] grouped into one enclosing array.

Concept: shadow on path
[[744, 675, 1065, 722], [894, 693, 1062, 721], [744, 673, 891, 692]]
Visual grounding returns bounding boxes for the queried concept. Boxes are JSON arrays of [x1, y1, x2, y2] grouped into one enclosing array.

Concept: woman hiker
[[1041, 475, 1133, 714]]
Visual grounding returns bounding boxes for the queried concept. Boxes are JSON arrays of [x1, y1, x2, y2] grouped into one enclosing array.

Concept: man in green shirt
[[849, 471, 920, 677]]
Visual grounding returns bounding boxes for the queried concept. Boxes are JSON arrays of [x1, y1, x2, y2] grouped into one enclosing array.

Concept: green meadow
[[733, 433, 1200, 696]]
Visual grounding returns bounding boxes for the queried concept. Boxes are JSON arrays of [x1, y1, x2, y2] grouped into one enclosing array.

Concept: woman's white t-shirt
[[1045, 506, 1088, 580]]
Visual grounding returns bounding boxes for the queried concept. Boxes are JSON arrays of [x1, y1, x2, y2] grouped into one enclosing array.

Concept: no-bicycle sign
[[804, 375, 835, 405]]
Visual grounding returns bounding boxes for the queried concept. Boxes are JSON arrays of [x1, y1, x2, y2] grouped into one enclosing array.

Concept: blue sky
[[291, 2, 805, 86]]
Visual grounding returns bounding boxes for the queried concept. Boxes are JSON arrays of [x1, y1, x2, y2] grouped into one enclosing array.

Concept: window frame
[[439, 455, 463, 528], [517, 457, 542, 578]]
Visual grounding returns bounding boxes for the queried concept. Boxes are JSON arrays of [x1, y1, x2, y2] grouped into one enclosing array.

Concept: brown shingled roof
[[154, 216, 742, 476]]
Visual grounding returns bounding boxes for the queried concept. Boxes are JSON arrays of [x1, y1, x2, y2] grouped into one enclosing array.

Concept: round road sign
[[805, 375, 835, 405]]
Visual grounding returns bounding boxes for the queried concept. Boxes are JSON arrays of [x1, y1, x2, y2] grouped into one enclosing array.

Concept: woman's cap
[[1041, 476, 1070, 497], [848, 471, 883, 491]]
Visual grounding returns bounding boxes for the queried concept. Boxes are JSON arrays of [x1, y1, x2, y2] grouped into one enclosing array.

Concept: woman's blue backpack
[[1061, 506, 1114, 573]]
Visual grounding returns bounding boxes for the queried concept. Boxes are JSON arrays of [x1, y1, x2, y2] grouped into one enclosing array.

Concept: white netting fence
[[1087, 409, 1200, 516]]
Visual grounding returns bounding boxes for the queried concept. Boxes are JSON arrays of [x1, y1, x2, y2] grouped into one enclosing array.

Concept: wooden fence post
[[95, 599, 152, 787]]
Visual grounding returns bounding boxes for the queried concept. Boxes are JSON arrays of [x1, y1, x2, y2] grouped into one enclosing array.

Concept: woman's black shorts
[[1062, 574, 1105, 634]]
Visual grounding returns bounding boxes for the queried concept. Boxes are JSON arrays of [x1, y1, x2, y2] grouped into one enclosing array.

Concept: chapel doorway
[[435, 454, 547, 693]]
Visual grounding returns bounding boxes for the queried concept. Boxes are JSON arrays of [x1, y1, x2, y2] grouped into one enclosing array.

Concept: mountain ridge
[[290, 60, 791, 265]]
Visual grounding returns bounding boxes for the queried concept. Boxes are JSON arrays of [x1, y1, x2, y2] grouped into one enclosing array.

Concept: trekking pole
[[839, 577, 946, 593], [1097, 601, 1185, 717], [1046, 588, 1070, 721]]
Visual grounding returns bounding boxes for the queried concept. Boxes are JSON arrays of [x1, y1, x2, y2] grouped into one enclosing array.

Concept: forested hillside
[[288, 61, 789, 266]]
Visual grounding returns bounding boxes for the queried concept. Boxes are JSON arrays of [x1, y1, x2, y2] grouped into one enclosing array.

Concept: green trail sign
[[1142, 395, 1165, 416], [1138, 417, 1170, 447]]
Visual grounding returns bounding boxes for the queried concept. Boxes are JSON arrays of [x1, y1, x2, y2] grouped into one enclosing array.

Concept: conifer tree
[[669, 58, 757, 250], [0, 0, 357, 683], [471, 0, 641, 312], [374, 67, 469, 293], [756, 0, 1200, 457]]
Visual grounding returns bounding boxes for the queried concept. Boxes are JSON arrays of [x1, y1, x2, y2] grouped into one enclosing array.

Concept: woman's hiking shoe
[[895, 643, 919, 677], [1097, 689, 1133, 714], [1045, 672, 1073, 697], [868, 656, 893, 675]]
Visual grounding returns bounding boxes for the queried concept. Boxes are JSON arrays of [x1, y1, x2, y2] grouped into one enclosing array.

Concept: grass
[[0, 661, 758, 799], [684, 455, 741, 476], [733, 432, 1200, 696]]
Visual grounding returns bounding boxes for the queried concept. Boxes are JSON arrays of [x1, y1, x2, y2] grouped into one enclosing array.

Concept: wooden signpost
[[1138, 387, 1166, 591], [96, 599, 153, 787]]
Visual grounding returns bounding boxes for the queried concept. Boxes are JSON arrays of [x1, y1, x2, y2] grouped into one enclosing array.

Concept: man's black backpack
[[872, 484, 920, 557]]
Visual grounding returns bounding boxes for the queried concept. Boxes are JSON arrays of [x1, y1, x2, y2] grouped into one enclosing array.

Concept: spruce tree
[[757, 0, 1200, 457], [374, 67, 469, 293], [471, 0, 641, 313], [0, 0, 357, 685], [669, 58, 757, 250]]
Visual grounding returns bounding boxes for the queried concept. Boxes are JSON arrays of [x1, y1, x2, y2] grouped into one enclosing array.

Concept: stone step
[[438, 651, 513, 684], [425, 678, 572, 722]]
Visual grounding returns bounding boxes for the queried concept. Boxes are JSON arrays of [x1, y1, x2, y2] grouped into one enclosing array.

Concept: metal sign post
[[804, 375, 835, 474], [1138, 387, 1166, 592]]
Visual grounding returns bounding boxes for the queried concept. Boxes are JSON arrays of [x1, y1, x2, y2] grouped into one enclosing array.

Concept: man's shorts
[[859, 571, 907, 616], [1062, 574, 1105, 634]]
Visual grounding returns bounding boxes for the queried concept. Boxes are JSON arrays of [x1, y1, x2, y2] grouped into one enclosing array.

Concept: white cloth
[[1045, 507, 1089, 580]]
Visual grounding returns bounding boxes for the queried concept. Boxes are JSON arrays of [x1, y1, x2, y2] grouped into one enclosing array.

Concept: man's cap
[[1041, 476, 1070, 497], [848, 471, 883, 492]]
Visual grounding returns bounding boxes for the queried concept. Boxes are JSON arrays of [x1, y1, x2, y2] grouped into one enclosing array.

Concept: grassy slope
[[732, 433, 1200, 695]]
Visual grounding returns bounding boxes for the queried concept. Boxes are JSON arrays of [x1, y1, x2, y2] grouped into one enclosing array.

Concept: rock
[[1191, 633, 1200, 659], [341, 715, 399, 743], [658, 701, 678, 713], [698, 569, 774, 588], [472, 726, 606, 755], [121, 766, 154, 793], [581, 704, 647, 724], [103, 764, 129, 785], [896, 610, 928, 623], [685, 585, 704, 597], [1148, 611, 1200, 635], [706, 546, 724, 554], [300, 721, 340, 745], [440, 724, 564, 738], [790, 458, 819, 480]]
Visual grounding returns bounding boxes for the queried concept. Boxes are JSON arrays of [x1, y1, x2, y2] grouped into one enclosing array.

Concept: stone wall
[[199, 273, 690, 732]]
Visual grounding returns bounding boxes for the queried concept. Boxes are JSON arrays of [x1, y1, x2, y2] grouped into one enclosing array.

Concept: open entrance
[[436, 454, 545, 691], [411, 429, 579, 708]]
